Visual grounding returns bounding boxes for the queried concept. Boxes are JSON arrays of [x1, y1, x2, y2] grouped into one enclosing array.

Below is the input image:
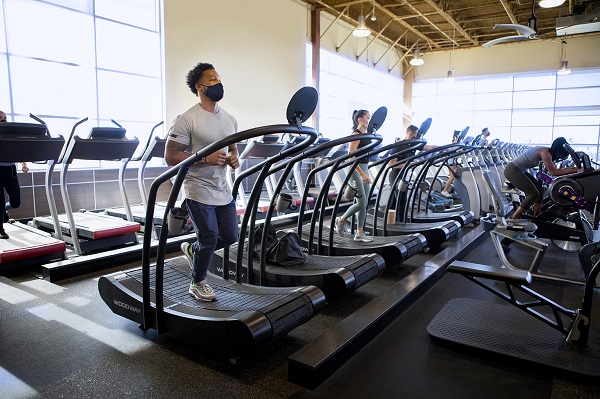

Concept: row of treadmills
[[0, 115, 174, 271], [0, 113, 309, 270], [93, 87, 529, 361], [1, 88, 531, 360]]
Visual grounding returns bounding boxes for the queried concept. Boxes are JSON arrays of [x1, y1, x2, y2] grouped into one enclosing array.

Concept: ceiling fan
[[483, 1, 539, 48]]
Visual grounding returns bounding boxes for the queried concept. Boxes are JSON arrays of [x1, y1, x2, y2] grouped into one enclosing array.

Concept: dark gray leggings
[[503, 163, 542, 210]]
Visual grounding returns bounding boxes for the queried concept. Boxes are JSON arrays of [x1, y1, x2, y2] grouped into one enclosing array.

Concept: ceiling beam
[[499, 0, 519, 25], [315, 1, 410, 53], [421, 0, 477, 46], [321, 0, 440, 49], [373, 1, 441, 48], [357, 19, 395, 59], [399, 0, 458, 47]]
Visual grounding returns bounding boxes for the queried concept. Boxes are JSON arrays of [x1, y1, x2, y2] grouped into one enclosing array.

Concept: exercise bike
[[520, 143, 598, 252]]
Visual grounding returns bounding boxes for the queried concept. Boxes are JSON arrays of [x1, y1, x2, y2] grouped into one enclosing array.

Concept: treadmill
[[105, 121, 170, 231], [98, 87, 326, 361], [209, 121, 387, 300], [368, 126, 474, 228], [32, 118, 141, 255], [293, 107, 427, 266], [377, 145, 463, 245], [404, 146, 475, 225], [406, 125, 475, 225], [235, 137, 287, 212], [366, 137, 462, 252], [0, 117, 67, 269]]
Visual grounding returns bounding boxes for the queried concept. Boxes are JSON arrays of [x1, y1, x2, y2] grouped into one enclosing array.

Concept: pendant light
[[410, 45, 424, 66], [557, 40, 571, 76], [353, 3, 371, 38], [539, 0, 566, 8], [445, 26, 456, 83]]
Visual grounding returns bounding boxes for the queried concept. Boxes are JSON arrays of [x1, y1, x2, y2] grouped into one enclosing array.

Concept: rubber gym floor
[[1, 226, 598, 399]]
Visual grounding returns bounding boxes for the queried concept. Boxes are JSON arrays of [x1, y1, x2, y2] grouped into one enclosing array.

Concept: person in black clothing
[[335, 109, 373, 242], [0, 110, 28, 239]]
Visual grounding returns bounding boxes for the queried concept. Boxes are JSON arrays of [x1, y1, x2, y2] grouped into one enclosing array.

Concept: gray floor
[[0, 245, 423, 398], [1, 231, 599, 398]]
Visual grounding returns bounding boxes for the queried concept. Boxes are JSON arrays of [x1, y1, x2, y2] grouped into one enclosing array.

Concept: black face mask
[[200, 83, 224, 102]]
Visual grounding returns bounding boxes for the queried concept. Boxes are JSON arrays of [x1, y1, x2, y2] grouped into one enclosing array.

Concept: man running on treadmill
[[165, 63, 240, 301]]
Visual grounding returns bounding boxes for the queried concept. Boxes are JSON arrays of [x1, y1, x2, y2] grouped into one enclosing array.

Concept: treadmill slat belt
[[126, 260, 306, 312]]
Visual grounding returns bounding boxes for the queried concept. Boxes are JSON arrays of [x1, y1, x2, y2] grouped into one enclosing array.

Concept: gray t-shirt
[[511, 146, 543, 171], [166, 103, 238, 206]]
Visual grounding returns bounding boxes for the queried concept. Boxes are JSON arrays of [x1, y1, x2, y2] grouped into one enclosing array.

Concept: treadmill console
[[0, 122, 48, 137], [89, 127, 127, 140]]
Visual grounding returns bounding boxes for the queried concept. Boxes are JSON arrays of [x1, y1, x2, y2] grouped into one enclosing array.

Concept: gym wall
[[163, 0, 308, 132]]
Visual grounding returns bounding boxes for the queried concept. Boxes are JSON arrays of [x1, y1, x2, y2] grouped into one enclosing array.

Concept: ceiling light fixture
[[409, 46, 424, 66], [410, 18, 424, 66], [539, 0, 566, 8], [445, 26, 456, 83], [371, 1, 377, 21], [557, 60, 571, 75], [557, 40, 571, 75], [353, 3, 371, 37]]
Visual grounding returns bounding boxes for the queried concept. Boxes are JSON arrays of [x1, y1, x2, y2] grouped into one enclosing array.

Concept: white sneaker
[[353, 232, 373, 243], [335, 218, 346, 237], [189, 280, 216, 301], [181, 242, 193, 270], [440, 190, 451, 198]]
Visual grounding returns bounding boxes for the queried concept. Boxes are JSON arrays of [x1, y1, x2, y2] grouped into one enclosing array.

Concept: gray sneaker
[[353, 232, 373, 243], [335, 218, 346, 237], [189, 280, 216, 301], [181, 242, 193, 269]]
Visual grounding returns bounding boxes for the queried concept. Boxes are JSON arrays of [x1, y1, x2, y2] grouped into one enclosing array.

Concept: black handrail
[[408, 145, 469, 217], [235, 130, 317, 285], [260, 133, 381, 256], [141, 123, 317, 331], [321, 135, 382, 254], [400, 143, 468, 224], [374, 143, 468, 235]]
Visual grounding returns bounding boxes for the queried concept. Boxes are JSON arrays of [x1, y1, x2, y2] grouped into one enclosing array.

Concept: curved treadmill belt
[[124, 257, 317, 337], [367, 219, 462, 248], [211, 242, 385, 298], [300, 226, 426, 262], [409, 210, 475, 226]]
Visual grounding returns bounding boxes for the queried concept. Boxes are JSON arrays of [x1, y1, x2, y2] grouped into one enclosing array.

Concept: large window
[[306, 45, 404, 143], [1, 0, 164, 166], [412, 69, 600, 163]]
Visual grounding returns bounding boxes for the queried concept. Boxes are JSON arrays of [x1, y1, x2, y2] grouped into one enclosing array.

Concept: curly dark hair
[[186, 62, 215, 95]]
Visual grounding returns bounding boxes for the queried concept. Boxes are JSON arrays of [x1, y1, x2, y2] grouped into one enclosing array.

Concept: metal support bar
[[357, 19, 393, 59], [499, 0, 519, 25], [320, 5, 349, 39], [374, 30, 407, 66]]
